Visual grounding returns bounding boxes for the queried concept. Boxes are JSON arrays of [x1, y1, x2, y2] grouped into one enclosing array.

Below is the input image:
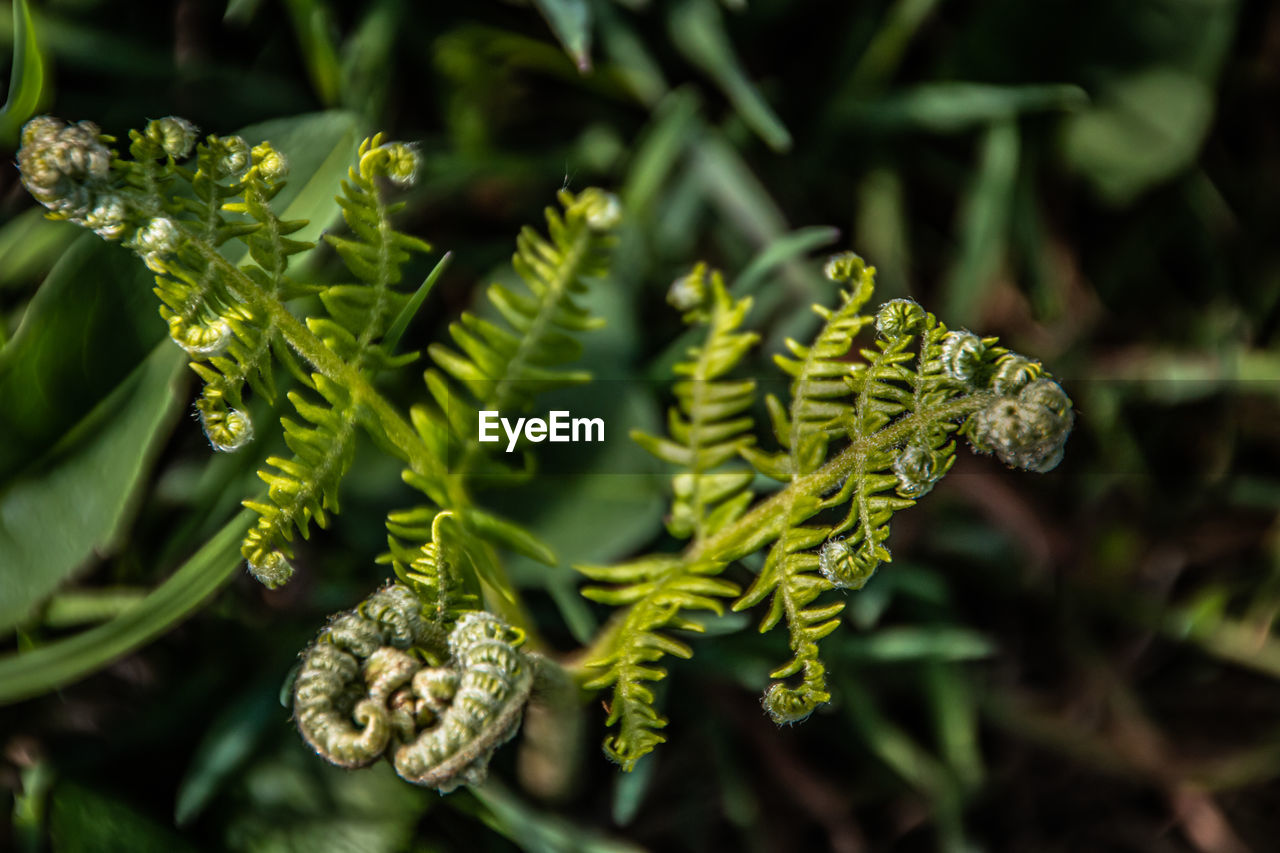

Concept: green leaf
[[382, 250, 452, 356], [0, 209, 80, 290], [0, 510, 251, 704], [0, 346, 186, 633], [1062, 68, 1214, 203], [841, 83, 1088, 133], [0, 0, 47, 146], [283, 0, 343, 106], [941, 119, 1019, 326], [530, 0, 593, 72], [175, 681, 279, 826], [668, 0, 791, 152], [0, 236, 162, 482]]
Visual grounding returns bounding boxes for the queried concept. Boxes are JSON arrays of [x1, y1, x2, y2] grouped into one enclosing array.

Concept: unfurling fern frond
[[390, 188, 621, 573], [579, 250, 1074, 763], [293, 579, 540, 792], [16, 116, 437, 589], [415, 187, 620, 481], [240, 137, 432, 586], [577, 265, 755, 769]]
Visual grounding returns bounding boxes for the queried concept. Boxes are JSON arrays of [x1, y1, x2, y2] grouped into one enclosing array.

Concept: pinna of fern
[[383, 187, 622, 591], [16, 115, 436, 587], [576, 251, 1074, 769]]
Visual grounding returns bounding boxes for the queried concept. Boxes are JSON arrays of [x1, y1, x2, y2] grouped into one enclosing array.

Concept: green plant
[[14, 114, 1072, 791]]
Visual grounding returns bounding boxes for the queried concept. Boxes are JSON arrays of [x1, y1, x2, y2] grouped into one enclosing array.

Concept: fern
[[578, 265, 755, 768], [18, 115, 1072, 786], [578, 251, 1074, 763], [240, 135, 432, 585], [387, 187, 622, 581]]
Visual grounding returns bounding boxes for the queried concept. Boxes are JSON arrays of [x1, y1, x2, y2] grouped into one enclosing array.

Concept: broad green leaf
[[0, 0, 47, 146], [283, 0, 343, 106], [0, 345, 185, 633], [0, 510, 251, 704], [668, 0, 791, 151], [0, 208, 79, 289], [531, 0, 593, 72]]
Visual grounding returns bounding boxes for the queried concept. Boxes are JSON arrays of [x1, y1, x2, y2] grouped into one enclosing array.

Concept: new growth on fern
[[579, 252, 1073, 767], [18, 113, 1071, 790]]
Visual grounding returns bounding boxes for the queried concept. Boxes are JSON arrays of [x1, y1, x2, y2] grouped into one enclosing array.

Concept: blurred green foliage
[[2, 0, 1279, 851]]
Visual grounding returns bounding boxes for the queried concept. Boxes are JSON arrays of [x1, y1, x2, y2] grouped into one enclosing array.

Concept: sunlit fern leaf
[[578, 264, 757, 769], [631, 263, 759, 541], [417, 188, 620, 480], [241, 375, 358, 587], [236, 136, 432, 586], [577, 556, 738, 770], [392, 188, 620, 567]]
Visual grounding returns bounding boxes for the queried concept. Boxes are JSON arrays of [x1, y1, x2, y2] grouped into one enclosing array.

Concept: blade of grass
[[0, 510, 252, 705]]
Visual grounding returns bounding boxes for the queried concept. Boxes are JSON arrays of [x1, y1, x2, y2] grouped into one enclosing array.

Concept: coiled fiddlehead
[[294, 586, 539, 792]]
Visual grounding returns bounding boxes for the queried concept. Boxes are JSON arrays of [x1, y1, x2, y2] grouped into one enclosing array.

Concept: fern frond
[[578, 265, 757, 768], [416, 188, 620, 484], [584, 250, 1073, 748], [576, 556, 738, 770], [631, 264, 759, 541], [731, 254, 879, 723], [237, 137, 435, 584], [241, 375, 358, 586], [390, 188, 621, 575]]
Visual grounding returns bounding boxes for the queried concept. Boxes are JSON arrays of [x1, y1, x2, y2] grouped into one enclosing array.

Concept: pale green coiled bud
[[248, 550, 295, 589], [875, 298, 924, 338], [817, 536, 880, 590], [133, 216, 179, 270], [362, 141, 420, 187], [968, 377, 1073, 473], [83, 193, 129, 240], [940, 330, 987, 385], [893, 443, 941, 498], [251, 142, 289, 184], [991, 354, 1041, 396], [17, 117, 113, 216], [667, 264, 708, 313], [211, 135, 251, 179], [581, 190, 622, 231], [145, 117, 198, 160], [823, 251, 871, 285], [173, 317, 232, 358], [199, 403, 253, 453]]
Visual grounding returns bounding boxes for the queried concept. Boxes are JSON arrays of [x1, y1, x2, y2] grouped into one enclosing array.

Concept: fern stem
[[696, 395, 986, 563], [182, 232, 446, 486]]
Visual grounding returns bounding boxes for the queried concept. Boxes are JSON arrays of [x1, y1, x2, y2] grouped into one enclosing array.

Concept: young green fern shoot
[[17, 114, 1071, 788], [577, 253, 1073, 768]]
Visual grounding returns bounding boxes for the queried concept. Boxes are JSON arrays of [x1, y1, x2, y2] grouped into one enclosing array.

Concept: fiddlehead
[[294, 520, 541, 793]]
